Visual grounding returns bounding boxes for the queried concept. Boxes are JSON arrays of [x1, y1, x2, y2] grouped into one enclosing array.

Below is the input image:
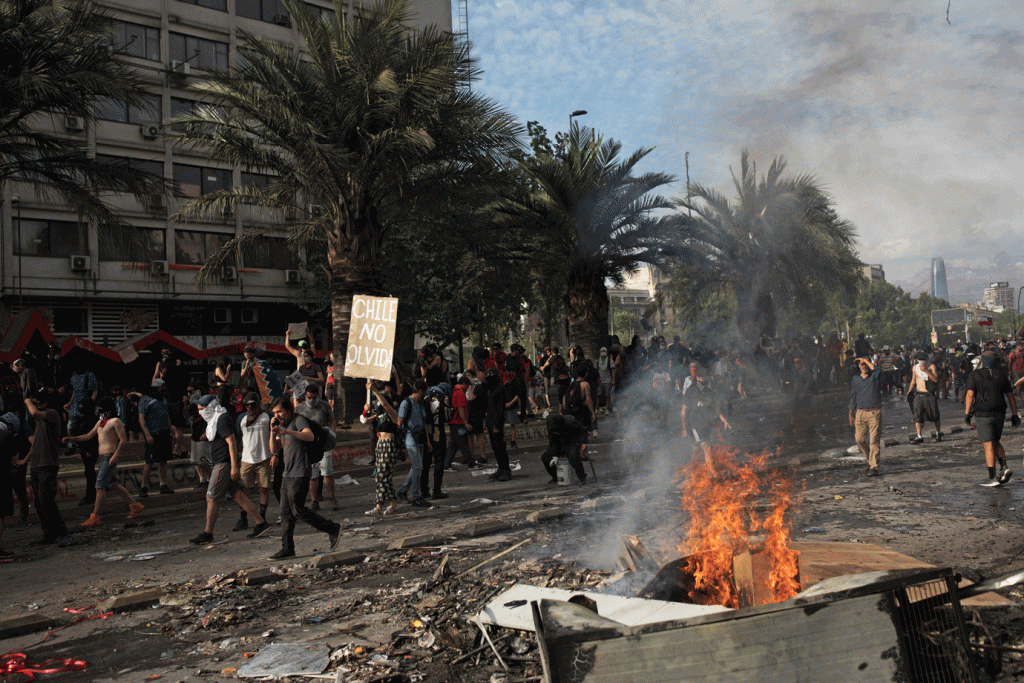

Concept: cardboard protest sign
[[343, 295, 397, 382]]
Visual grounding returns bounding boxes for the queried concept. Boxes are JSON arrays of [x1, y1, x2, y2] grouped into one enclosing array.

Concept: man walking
[[295, 384, 336, 511], [20, 392, 70, 546], [965, 352, 1019, 487], [234, 392, 273, 531], [65, 397, 145, 527], [849, 357, 883, 476], [397, 380, 431, 505], [910, 353, 942, 444], [268, 398, 340, 559], [137, 379, 175, 496], [189, 396, 269, 544]]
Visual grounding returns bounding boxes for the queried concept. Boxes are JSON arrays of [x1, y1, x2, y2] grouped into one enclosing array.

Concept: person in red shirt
[[443, 376, 473, 470], [1008, 343, 1024, 400]]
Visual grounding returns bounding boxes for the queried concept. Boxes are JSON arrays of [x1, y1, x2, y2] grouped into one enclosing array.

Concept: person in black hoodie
[[484, 368, 511, 482], [966, 351, 1019, 487]]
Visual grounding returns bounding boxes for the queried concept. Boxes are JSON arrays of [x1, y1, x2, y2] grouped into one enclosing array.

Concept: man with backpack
[[268, 397, 341, 559], [421, 383, 450, 500], [560, 364, 595, 479], [966, 351, 1019, 487], [396, 380, 430, 505]]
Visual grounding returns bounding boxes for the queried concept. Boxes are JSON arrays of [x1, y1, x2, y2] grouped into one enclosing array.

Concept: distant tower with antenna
[[931, 257, 948, 302]]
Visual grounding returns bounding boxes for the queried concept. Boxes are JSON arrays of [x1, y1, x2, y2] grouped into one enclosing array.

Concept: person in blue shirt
[[396, 380, 430, 507], [135, 380, 175, 497]]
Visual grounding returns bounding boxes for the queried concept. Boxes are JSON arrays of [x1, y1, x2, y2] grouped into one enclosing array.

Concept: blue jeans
[[400, 442, 423, 500]]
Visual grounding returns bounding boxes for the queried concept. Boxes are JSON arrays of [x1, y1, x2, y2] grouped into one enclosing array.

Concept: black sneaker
[[1000, 468, 1014, 484], [981, 478, 1002, 488], [269, 548, 295, 560], [868, 468, 879, 477], [396, 489, 409, 503], [190, 532, 214, 545], [495, 470, 512, 482], [139, 487, 149, 498], [247, 522, 270, 539], [159, 484, 174, 495], [431, 491, 449, 500], [328, 524, 342, 551], [934, 432, 943, 442], [410, 498, 430, 507], [232, 518, 249, 532], [56, 535, 73, 548], [310, 500, 320, 512], [910, 435, 924, 445]]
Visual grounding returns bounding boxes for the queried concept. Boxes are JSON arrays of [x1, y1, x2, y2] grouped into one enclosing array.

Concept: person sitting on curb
[[190, 396, 270, 545], [65, 397, 144, 527]]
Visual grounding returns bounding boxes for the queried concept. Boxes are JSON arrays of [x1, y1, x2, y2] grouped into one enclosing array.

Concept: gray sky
[[470, 0, 1024, 284]]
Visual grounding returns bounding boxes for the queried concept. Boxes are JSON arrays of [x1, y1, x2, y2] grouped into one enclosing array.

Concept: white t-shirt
[[239, 411, 272, 464]]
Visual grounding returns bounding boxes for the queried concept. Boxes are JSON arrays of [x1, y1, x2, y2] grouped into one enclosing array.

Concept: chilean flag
[[978, 317, 994, 326]]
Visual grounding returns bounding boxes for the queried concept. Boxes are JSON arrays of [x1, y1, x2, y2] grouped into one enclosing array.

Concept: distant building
[[931, 258, 949, 302], [861, 264, 885, 282], [610, 265, 678, 336], [983, 282, 1014, 313]]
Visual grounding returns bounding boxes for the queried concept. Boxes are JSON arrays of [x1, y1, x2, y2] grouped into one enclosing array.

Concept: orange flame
[[676, 443, 801, 608]]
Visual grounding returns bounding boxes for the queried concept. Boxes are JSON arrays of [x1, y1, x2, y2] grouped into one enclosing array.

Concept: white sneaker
[[364, 507, 383, 517]]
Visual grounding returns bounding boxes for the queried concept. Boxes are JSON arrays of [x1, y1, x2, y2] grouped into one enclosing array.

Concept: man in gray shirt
[[849, 357, 883, 476], [268, 398, 340, 560], [296, 384, 336, 512]]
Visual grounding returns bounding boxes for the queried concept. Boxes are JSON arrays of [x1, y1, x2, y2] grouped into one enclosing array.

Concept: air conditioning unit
[[65, 116, 85, 132], [169, 60, 191, 78], [272, 13, 291, 26], [221, 265, 237, 281], [70, 254, 91, 271], [285, 269, 301, 285], [152, 260, 169, 275], [140, 124, 161, 140]]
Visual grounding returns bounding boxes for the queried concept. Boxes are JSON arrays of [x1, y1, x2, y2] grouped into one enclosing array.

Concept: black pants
[[12, 462, 29, 519], [420, 428, 446, 498], [444, 425, 471, 468], [272, 457, 284, 502], [279, 475, 337, 553], [79, 450, 97, 503], [31, 466, 68, 540], [490, 425, 509, 472]]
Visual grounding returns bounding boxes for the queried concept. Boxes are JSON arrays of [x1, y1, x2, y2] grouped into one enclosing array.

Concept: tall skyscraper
[[931, 258, 949, 302]]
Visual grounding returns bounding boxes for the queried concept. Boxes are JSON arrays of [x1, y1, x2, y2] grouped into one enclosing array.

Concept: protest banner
[[343, 295, 398, 382]]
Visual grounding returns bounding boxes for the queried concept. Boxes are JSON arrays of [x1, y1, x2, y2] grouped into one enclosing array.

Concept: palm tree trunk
[[331, 255, 384, 425], [565, 277, 611, 364]]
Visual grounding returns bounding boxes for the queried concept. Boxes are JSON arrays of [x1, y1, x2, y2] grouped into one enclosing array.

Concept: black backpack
[[564, 379, 585, 417], [303, 417, 335, 458]]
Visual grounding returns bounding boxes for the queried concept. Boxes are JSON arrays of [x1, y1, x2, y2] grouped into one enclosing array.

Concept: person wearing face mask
[[597, 347, 614, 415], [296, 384, 336, 511], [966, 351, 1019, 487], [484, 368, 512, 482], [65, 397, 144, 527], [909, 352, 942, 444], [285, 326, 326, 387], [189, 395, 270, 545]]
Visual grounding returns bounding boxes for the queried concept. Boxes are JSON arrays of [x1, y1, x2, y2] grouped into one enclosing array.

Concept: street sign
[[931, 308, 966, 327]]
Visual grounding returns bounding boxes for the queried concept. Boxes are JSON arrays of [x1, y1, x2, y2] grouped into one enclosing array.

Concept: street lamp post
[[569, 109, 587, 131]]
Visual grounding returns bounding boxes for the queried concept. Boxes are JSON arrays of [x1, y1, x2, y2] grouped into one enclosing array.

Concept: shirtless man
[[910, 352, 942, 444], [65, 397, 144, 527]]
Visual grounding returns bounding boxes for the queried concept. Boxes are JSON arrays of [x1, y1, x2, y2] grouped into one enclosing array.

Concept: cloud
[[470, 0, 1024, 283]]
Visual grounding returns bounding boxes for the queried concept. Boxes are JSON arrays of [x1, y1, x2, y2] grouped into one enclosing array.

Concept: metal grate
[[891, 575, 976, 683]]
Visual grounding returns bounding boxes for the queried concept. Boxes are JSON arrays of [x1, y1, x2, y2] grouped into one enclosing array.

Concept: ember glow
[[677, 445, 800, 608]]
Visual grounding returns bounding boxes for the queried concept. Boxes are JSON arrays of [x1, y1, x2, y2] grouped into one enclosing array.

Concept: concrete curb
[[97, 588, 166, 613], [0, 614, 57, 640]]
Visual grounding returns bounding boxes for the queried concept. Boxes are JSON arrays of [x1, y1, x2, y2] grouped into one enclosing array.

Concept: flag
[[978, 317, 994, 327]]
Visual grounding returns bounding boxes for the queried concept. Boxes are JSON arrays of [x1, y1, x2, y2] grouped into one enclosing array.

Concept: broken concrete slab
[[386, 535, 450, 550], [239, 568, 284, 585], [0, 614, 57, 639], [462, 519, 513, 538], [97, 588, 166, 613], [882, 437, 900, 447], [236, 643, 329, 678], [580, 496, 622, 513], [312, 550, 367, 569], [819, 447, 849, 460], [526, 507, 571, 524]]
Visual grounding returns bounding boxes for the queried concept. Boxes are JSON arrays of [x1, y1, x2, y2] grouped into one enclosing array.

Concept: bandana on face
[[200, 399, 227, 441]]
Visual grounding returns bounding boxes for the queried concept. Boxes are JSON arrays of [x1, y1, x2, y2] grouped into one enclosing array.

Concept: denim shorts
[[96, 455, 120, 490]]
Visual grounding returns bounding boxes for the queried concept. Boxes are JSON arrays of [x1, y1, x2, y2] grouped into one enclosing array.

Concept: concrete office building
[[983, 282, 1014, 313], [2, 0, 450, 353]]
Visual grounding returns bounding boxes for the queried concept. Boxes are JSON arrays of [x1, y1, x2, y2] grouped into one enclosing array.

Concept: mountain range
[[892, 251, 1024, 307]]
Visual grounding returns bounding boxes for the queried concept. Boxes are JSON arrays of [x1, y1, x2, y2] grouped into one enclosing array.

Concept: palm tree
[[670, 151, 861, 347], [171, 0, 522, 422], [0, 0, 162, 226], [493, 123, 676, 362]]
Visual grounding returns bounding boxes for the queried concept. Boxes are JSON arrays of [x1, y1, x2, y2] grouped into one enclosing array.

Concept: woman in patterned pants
[[363, 382, 400, 517]]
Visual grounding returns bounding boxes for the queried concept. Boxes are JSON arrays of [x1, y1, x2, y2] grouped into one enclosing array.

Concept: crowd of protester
[[6, 323, 1024, 559]]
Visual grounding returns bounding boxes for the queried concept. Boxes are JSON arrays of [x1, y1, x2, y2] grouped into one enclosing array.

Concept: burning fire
[[676, 444, 801, 608]]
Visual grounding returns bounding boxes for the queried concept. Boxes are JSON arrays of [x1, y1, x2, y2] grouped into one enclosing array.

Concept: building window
[[177, 0, 227, 11], [243, 235, 297, 269], [96, 155, 165, 179], [174, 230, 231, 265], [237, 0, 290, 24], [169, 32, 229, 71], [99, 228, 166, 262], [15, 220, 87, 257], [96, 92, 161, 124], [304, 2, 336, 21], [51, 307, 87, 334], [173, 163, 232, 198], [112, 21, 160, 61]]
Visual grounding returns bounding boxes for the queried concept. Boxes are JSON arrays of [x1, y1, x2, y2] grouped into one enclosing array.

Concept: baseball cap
[[244, 391, 260, 406], [12, 359, 25, 367], [198, 394, 217, 407], [151, 378, 166, 387]]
